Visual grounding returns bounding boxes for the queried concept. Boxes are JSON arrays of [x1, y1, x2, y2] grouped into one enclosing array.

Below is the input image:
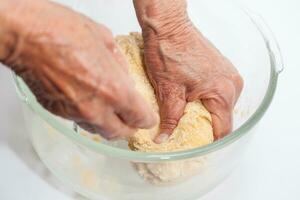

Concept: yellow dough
[[116, 33, 214, 184]]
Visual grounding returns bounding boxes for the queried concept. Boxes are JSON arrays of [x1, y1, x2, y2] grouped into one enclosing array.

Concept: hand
[[137, 1, 243, 141], [0, 0, 157, 139]]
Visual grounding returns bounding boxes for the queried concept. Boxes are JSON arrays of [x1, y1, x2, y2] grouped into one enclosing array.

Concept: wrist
[[0, 0, 50, 68], [0, 0, 20, 64], [0, 27, 18, 65], [134, 0, 191, 39]]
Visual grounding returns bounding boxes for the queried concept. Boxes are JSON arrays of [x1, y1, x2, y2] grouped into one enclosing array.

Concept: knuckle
[[125, 114, 143, 125], [213, 80, 236, 107], [99, 82, 123, 106], [119, 104, 146, 125], [105, 40, 117, 52], [232, 74, 244, 94], [160, 118, 178, 131]]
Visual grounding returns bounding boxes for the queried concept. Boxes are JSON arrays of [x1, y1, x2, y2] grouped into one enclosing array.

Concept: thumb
[[202, 98, 233, 140], [154, 85, 186, 143]]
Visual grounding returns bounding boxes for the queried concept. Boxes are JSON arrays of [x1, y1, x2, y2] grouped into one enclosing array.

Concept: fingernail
[[155, 133, 169, 144]]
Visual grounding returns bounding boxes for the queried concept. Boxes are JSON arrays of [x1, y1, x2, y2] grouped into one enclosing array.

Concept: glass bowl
[[13, 0, 283, 199]]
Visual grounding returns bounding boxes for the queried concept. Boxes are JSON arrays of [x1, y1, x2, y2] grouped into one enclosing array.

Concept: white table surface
[[0, 0, 299, 199]]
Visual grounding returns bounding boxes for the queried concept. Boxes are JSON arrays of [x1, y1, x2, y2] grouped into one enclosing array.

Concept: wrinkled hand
[[1, 0, 157, 139], [143, 22, 243, 141]]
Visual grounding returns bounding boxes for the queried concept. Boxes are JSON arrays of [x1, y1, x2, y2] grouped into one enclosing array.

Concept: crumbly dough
[[116, 33, 214, 185]]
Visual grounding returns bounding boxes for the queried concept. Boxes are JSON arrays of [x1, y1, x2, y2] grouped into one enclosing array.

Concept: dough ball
[[116, 33, 214, 185]]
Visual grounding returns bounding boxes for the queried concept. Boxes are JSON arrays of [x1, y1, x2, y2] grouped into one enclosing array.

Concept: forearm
[[133, 0, 191, 37]]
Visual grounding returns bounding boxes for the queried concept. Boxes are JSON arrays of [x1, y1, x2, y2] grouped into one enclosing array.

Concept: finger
[[100, 48, 157, 130], [210, 112, 232, 140], [77, 121, 99, 134], [101, 111, 138, 140], [202, 98, 233, 140], [154, 84, 186, 144], [115, 88, 158, 130], [78, 110, 137, 140]]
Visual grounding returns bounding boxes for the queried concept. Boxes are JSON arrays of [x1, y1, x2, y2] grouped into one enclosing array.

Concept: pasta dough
[[116, 33, 214, 185]]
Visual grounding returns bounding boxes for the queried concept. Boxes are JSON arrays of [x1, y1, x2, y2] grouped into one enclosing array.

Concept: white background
[[0, 0, 299, 199]]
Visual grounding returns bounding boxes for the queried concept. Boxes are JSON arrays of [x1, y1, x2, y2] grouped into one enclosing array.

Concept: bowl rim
[[13, 6, 282, 162]]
